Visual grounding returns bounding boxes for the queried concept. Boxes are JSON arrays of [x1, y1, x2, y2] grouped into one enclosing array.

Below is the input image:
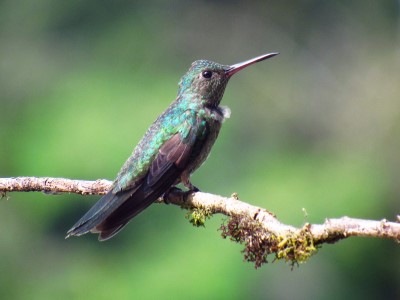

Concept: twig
[[0, 177, 111, 195], [1, 176, 399, 268]]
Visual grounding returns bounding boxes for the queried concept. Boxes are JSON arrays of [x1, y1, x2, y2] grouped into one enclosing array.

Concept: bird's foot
[[162, 186, 182, 204], [181, 173, 200, 193], [189, 185, 200, 193], [181, 185, 200, 203]]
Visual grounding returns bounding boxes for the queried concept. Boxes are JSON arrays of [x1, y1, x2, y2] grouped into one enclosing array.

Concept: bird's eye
[[202, 70, 213, 79]]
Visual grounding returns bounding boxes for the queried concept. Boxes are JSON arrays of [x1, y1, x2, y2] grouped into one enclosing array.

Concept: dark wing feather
[[94, 128, 199, 240], [147, 133, 190, 187]]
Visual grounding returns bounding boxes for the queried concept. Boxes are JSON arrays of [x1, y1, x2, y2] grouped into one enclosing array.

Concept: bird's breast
[[184, 105, 229, 176]]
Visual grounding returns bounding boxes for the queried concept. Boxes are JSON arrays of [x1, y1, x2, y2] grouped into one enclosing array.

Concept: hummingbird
[[66, 53, 278, 241]]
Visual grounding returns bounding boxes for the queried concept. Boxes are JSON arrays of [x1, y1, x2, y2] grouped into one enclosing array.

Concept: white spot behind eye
[[219, 106, 231, 120]]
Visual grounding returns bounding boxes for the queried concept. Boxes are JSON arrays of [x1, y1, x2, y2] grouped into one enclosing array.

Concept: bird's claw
[[190, 186, 200, 193], [163, 186, 183, 204], [182, 186, 200, 202]]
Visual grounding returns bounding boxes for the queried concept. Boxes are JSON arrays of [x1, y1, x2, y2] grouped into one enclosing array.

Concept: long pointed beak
[[225, 52, 279, 77]]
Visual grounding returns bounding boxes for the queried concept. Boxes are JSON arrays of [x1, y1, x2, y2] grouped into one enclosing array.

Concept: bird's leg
[[181, 172, 200, 193]]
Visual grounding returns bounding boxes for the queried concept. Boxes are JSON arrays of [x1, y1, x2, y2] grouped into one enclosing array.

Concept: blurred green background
[[1, 0, 399, 299]]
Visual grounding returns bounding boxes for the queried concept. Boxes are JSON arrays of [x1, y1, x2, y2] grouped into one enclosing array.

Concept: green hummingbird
[[66, 53, 278, 240]]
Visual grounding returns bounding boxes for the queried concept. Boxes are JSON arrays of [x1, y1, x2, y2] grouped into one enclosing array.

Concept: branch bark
[[1, 176, 399, 268]]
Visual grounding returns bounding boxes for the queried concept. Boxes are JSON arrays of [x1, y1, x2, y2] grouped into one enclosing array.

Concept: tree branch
[[1, 176, 399, 268]]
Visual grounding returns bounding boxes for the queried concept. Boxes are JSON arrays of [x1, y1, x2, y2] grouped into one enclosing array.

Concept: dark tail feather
[[67, 164, 180, 240], [94, 188, 156, 240], [98, 223, 128, 241], [66, 189, 133, 238], [92, 164, 181, 240]]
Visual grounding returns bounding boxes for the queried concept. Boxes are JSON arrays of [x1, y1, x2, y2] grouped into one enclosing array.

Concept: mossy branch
[[1, 176, 399, 268]]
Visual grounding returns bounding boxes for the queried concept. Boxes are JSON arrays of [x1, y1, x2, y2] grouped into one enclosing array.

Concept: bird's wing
[[146, 123, 197, 188], [94, 116, 206, 240], [67, 112, 207, 240]]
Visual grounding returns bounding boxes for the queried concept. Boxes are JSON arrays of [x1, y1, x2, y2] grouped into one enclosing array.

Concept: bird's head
[[178, 53, 279, 107]]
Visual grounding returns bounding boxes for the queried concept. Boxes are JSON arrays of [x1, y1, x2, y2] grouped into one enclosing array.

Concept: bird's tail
[[65, 189, 132, 239], [93, 187, 157, 241]]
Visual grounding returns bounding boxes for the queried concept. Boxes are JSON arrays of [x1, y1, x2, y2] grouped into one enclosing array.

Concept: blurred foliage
[[1, 0, 399, 299]]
